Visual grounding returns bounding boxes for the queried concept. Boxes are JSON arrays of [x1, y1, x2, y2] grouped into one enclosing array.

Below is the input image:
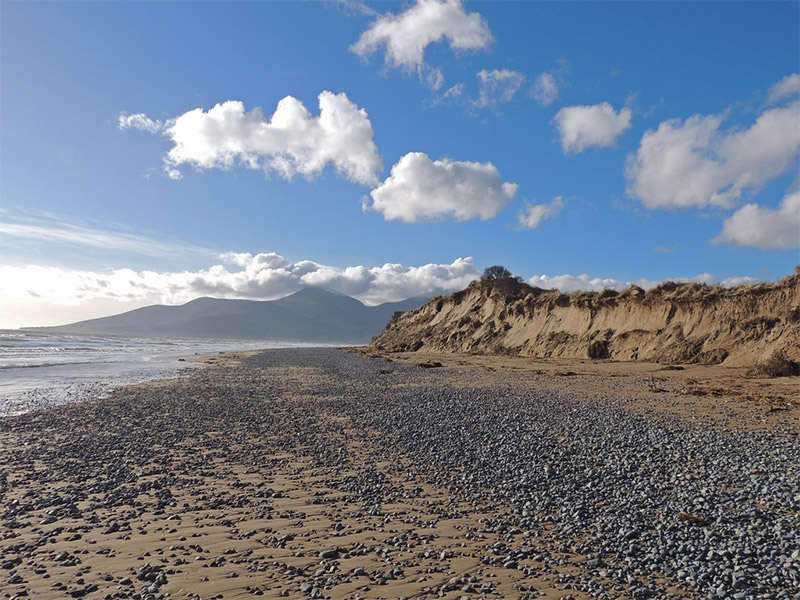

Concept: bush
[[554, 293, 571, 307], [588, 340, 610, 359], [693, 348, 729, 365], [653, 281, 679, 294], [619, 285, 645, 301], [481, 265, 513, 282], [479, 265, 534, 300], [597, 288, 619, 300], [753, 351, 800, 378]]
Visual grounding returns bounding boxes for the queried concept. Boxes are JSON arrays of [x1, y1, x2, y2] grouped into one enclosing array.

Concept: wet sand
[[1, 348, 797, 600]]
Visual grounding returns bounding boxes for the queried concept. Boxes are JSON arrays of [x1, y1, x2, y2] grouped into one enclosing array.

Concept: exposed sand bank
[[369, 271, 800, 369]]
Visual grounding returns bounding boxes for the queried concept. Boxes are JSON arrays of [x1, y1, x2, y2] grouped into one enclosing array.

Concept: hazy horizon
[[11, 287, 431, 331], [2, 1, 798, 329]]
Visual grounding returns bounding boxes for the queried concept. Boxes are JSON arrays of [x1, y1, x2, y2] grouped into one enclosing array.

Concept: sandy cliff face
[[370, 271, 800, 367]]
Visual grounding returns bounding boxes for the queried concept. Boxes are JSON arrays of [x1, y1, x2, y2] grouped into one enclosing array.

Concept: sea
[[0, 330, 321, 417]]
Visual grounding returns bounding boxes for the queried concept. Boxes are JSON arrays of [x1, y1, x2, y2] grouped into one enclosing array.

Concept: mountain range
[[26, 288, 428, 344]]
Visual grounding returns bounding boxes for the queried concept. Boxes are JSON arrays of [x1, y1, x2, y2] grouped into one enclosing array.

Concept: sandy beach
[[1, 348, 798, 600]]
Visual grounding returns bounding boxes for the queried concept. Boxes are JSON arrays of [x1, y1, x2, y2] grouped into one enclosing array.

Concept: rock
[[586, 558, 602, 568], [1, 559, 20, 570]]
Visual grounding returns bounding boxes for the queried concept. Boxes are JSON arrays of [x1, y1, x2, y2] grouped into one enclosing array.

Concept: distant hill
[[370, 270, 800, 368], [26, 288, 428, 344]]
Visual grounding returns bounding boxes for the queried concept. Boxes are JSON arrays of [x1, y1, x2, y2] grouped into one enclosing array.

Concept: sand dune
[[370, 270, 800, 369]]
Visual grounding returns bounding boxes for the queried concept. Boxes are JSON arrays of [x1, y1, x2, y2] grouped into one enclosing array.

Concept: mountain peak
[[285, 286, 348, 299]]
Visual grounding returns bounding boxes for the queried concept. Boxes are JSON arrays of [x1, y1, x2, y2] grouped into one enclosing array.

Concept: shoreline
[[1, 347, 798, 599], [0, 334, 327, 418]]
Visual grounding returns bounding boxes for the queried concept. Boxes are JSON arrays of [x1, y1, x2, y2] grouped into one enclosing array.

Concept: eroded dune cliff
[[370, 270, 800, 368]]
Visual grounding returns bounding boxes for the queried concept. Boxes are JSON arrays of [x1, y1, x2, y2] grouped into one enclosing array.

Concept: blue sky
[[1, 0, 798, 328]]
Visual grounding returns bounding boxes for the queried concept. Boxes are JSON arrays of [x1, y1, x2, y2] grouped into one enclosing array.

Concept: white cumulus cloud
[[530, 72, 558, 106], [0, 254, 480, 324], [299, 256, 479, 304], [767, 73, 800, 105], [350, 0, 492, 87], [528, 273, 651, 293], [474, 69, 526, 109], [365, 152, 518, 222], [527, 272, 759, 293], [118, 113, 164, 133], [121, 92, 383, 187], [442, 82, 465, 99], [553, 102, 632, 153], [626, 82, 800, 210], [517, 197, 564, 230], [333, 0, 378, 18], [713, 186, 800, 249], [434, 82, 466, 105]]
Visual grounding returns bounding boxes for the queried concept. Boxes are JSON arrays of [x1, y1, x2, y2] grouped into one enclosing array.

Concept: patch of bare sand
[[351, 348, 799, 432], [185, 350, 266, 368], [0, 428, 624, 600]]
